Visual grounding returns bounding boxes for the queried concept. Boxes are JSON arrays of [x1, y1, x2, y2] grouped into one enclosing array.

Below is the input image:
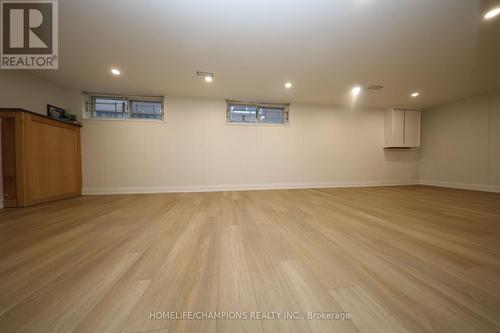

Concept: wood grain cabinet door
[[1, 118, 18, 207], [24, 115, 82, 205]]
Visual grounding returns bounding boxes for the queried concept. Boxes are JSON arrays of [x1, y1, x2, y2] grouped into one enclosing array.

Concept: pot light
[[484, 7, 500, 19], [411, 92, 420, 98], [285, 82, 292, 89], [351, 86, 362, 97], [205, 76, 213, 82], [111, 68, 121, 76]]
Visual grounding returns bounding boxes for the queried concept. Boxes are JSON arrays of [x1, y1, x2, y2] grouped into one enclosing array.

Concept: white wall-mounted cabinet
[[384, 108, 421, 148]]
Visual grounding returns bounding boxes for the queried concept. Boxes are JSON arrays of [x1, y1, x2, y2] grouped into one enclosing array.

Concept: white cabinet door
[[404, 109, 421, 147], [392, 109, 405, 147]]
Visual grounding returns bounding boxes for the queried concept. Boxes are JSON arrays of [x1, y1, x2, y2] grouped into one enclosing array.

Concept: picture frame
[[47, 104, 65, 120]]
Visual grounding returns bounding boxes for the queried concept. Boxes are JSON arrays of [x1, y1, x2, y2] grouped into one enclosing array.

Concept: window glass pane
[[92, 97, 128, 119], [258, 107, 285, 124], [228, 104, 257, 123], [131, 101, 163, 120]]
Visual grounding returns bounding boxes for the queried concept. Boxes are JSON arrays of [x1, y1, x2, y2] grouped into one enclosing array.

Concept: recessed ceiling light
[[351, 86, 362, 97], [205, 76, 213, 82], [111, 68, 121, 76], [285, 82, 292, 89], [411, 92, 420, 98], [484, 7, 500, 20]]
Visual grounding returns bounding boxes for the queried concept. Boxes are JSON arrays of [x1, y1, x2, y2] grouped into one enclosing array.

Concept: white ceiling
[[34, 0, 500, 108]]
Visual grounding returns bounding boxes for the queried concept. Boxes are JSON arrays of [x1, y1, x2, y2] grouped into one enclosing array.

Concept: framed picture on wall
[[47, 105, 65, 120]]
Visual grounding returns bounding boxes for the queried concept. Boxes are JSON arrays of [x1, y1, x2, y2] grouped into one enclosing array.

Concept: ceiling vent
[[197, 71, 213, 78], [367, 85, 384, 91]]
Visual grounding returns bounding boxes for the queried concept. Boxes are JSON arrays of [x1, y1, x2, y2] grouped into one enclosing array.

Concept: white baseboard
[[82, 180, 419, 195], [82, 179, 500, 196], [419, 180, 500, 193]]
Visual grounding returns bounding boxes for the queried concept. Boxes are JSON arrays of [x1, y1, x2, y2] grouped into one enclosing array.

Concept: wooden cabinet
[[384, 108, 421, 148], [1, 109, 82, 207]]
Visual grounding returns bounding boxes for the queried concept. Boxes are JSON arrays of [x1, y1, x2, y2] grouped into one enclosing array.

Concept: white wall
[[3, 71, 499, 196], [81, 97, 420, 194], [0, 71, 69, 115], [419, 90, 500, 192], [0, 72, 421, 202]]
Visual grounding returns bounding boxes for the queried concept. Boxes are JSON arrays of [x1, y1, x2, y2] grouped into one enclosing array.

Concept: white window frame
[[226, 100, 289, 126], [84, 93, 165, 122]]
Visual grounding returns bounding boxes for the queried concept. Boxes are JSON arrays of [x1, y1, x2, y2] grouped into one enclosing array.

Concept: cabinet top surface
[[0, 108, 82, 128]]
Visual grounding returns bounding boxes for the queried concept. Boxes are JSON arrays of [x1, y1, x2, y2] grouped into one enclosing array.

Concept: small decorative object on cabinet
[[47, 104, 79, 124], [384, 107, 421, 148], [47, 104, 65, 120]]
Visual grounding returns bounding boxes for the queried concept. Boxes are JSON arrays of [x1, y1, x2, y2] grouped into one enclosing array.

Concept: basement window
[[227, 101, 289, 124], [86, 94, 164, 120]]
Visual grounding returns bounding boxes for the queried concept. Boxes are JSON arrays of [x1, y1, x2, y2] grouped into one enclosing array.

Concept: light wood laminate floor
[[0, 186, 499, 333]]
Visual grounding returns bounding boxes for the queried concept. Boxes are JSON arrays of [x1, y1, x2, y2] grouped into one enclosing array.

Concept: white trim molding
[[419, 180, 500, 193], [83, 180, 419, 195]]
